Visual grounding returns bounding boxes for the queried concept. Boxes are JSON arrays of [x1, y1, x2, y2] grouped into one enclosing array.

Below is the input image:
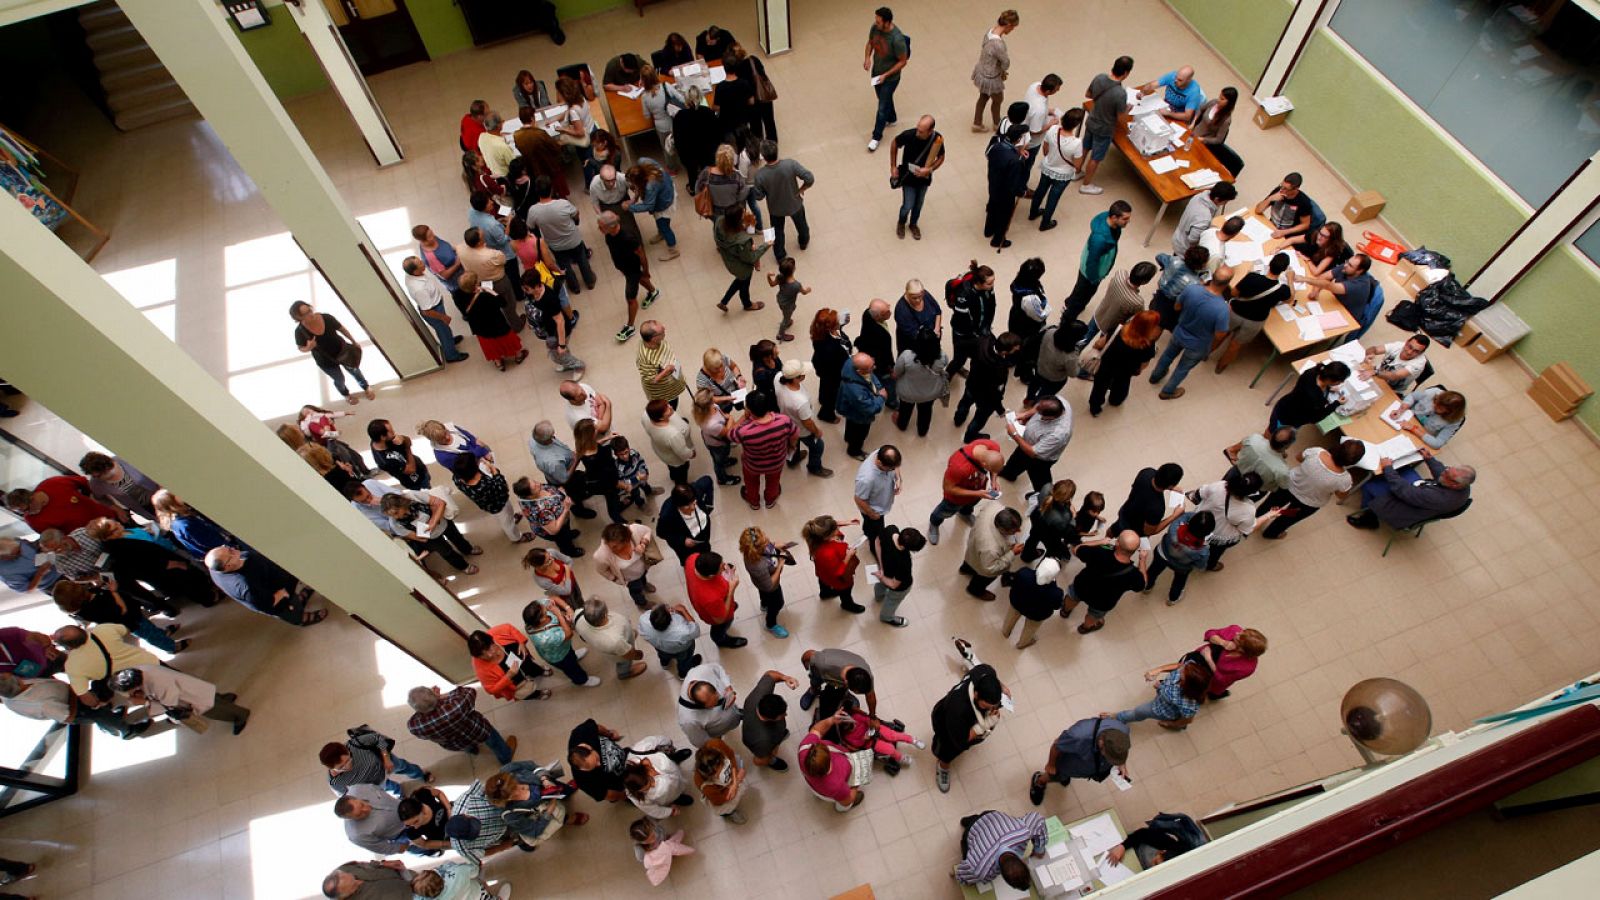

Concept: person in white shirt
[[112, 664, 251, 735], [1190, 470, 1283, 571], [1027, 108, 1085, 231], [1363, 334, 1429, 391], [558, 380, 611, 438], [775, 359, 834, 478], [999, 395, 1073, 494], [642, 399, 696, 484], [1197, 216, 1247, 273], [402, 257, 468, 363], [1020, 75, 1064, 166]]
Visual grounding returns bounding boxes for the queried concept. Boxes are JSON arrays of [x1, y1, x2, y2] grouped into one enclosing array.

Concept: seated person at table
[[696, 25, 737, 63], [1214, 252, 1292, 373], [1197, 216, 1245, 273], [654, 33, 695, 71], [1400, 386, 1466, 449], [1362, 334, 1429, 391], [1135, 66, 1204, 122], [1270, 361, 1349, 431], [1294, 221, 1352, 278], [603, 53, 647, 92], [1297, 254, 1376, 320], [1106, 812, 1208, 868], [1254, 171, 1314, 240], [952, 809, 1047, 889], [1346, 446, 1473, 530]]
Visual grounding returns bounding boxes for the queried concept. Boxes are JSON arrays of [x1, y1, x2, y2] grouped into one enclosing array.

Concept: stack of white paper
[[1127, 90, 1167, 115], [1224, 240, 1265, 264], [1260, 95, 1294, 115], [1296, 318, 1325, 341], [618, 85, 644, 100], [1149, 155, 1180, 174], [1069, 813, 1127, 857], [1274, 304, 1297, 322], [1098, 859, 1135, 886], [1328, 342, 1366, 366], [1241, 217, 1275, 242], [1180, 168, 1221, 189]]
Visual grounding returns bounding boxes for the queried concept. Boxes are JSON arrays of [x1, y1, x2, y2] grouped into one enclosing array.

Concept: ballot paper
[[1274, 303, 1298, 322], [1224, 240, 1265, 265], [617, 85, 644, 99], [1127, 90, 1167, 116], [1069, 813, 1126, 858], [762, 228, 776, 244], [849, 534, 870, 551], [1380, 400, 1415, 430], [1036, 856, 1086, 892], [1098, 858, 1136, 886], [1241, 216, 1275, 243], [1165, 490, 1186, 514], [729, 388, 750, 406], [1357, 435, 1422, 470], [1305, 300, 1326, 316], [1316, 312, 1347, 330], [1180, 168, 1221, 189], [865, 564, 881, 586], [1108, 768, 1134, 791], [709, 65, 727, 85], [1004, 410, 1022, 431], [1149, 155, 1181, 174], [870, 73, 885, 86], [497, 204, 513, 218], [1296, 318, 1325, 341]]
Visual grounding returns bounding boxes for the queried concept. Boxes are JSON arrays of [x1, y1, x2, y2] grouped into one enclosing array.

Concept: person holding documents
[[1214, 253, 1293, 373], [864, 7, 911, 151], [1029, 714, 1131, 806], [952, 809, 1047, 889], [1362, 334, 1431, 391], [1269, 361, 1350, 431], [1298, 254, 1379, 319], [1346, 446, 1473, 531], [1400, 386, 1467, 448], [1135, 66, 1205, 122]]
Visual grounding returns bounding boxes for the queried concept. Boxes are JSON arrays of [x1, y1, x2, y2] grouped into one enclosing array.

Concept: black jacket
[[949, 282, 997, 339], [1271, 365, 1341, 429], [985, 136, 1030, 199], [856, 314, 895, 376], [966, 336, 1016, 395]]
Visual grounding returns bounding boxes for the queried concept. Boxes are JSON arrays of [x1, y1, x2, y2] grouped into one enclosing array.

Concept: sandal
[[1076, 620, 1104, 634], [302, 609, 329, 626], [463, 564, 480, 575], [744, 301, 766, 312], [571, 812, 590, 826]]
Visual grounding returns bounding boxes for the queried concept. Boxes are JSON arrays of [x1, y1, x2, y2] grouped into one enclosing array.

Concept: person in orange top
[[466, 625, 552, 702], [692, 738, 748, 825], [6, 475, 123, 534], [800, 515, 865, 614], [684, 551, 746, 649]]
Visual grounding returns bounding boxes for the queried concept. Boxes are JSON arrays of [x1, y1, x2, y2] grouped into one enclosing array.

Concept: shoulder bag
[[753, 60, 779, 103], [891, 132, 936, 190]]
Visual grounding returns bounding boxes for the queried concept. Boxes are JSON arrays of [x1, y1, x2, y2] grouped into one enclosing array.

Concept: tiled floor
[[3, 0, 1600, 898]]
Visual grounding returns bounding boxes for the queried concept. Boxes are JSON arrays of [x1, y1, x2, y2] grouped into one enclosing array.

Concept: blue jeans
[[898, 184, 928, 226], [789, 432, 826, 473], [929, 497, 978, 529], [653, 214, 677, 248], [1029, 173, 1069, 223], [746, 195, 765, 230], [422, 313, 468, 361], [1150, 340, 1208, 395], [707, 443, 738, 482], [1080, 317, 1101, 348], [1115, 700, 1165, 724], [316, 361, 369, 398], [625, 575, 650, 608], [384, 753, 426, 796], [483, 724, 515, 765], [872, 78, 900, 140]]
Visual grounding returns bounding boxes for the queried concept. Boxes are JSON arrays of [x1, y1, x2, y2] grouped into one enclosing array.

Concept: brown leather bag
[[694, 185, 714, 219]]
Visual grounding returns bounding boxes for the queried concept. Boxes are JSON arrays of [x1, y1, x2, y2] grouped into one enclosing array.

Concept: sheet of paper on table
[[1296, 318, 1325, 341], [865, 564, 880, 585], [1149, 155, 1180, 174], [1224, 240, 1265, 265], [1274, 303, 1297, 322], [1305, 300, 1325, 316], [1036, 857, 1086, 892], [617, 85, 644, 99], [1241, 217, 1275, 243], [1380, 401, 1415, 429], [709, 65, 727, 85], [1098, 858, 1136, 886], [1180, 168, 1220, 189], [1127, 91, 1167, 116], [1316, 312, 1346, 329], [1069, 812, 1126, 857], [1328, 342, 1366, 366]]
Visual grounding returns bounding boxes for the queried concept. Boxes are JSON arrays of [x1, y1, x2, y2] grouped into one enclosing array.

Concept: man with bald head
[[837, 352, 888, 460], [1149, 265, 1233, 400], [320, 860, 416, 900], [1137, 65, 1204, 123], [599, 209, 658, 343], [927, 438, 1006, 545], [1062, 530, 1149, 634], [1347, 445, 1474, 531], [856, 297, 898, 411]]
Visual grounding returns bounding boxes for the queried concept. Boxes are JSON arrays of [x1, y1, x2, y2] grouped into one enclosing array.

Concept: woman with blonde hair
[[1023, 479, 1078, 562], [739, 525, 793, 638], [152, 490, 238, 560], [801, 515, 865, 614], [694, 144, 750, 219], [416, 420, 492, 473], [296, 444, 354, 493], [690, 388, 740, 485], [696, 348, 747, 411]]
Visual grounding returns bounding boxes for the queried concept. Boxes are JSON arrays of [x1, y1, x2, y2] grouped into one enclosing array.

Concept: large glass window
[[1331, 0, 1600, 207], [1576, 216, 1600, 265]]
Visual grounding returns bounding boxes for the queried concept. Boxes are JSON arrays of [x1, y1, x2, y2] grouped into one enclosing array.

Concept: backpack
[[1306, 194, 1327, 233], [944, 272, 974, 305]]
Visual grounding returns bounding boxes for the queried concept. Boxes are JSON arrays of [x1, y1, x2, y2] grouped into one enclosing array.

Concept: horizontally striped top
[[727, 413, 798, 473], [637, 341, 687, 401]]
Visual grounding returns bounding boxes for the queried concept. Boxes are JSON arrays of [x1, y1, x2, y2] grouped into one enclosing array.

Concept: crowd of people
[[0, 6, 1484, 898]]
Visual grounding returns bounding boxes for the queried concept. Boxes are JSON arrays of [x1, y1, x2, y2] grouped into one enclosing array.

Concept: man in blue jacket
[[1062, 200, 1133, 322], [984, 123, 1033, 250], [837, 352, 887, 460]]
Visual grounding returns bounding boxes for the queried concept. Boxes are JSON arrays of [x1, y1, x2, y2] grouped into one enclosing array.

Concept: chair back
[[1415, 357, 1435, 388]]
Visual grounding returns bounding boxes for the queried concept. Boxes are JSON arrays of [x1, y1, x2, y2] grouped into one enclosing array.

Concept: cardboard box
[[1537, 363, 1593, 406], [1254, 107, 1290, 129], [1391, 258, 1418, 286], [1528, 382, 1578, 421], [1344, 190, 1386, 222], [1457, 320, 1482, 345], [1466, 332, 1508, 363]]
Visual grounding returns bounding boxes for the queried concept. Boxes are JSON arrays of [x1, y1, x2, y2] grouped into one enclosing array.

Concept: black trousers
[[667, 462, 691, 485], [1062, 271, 1101, 323], [844, 418, 873, 456], [1000, 447, 1056, 495], [420, 519, 475, 570], [959, 561, 999, 596], [1089, 366, 1135, 414], [1258, 489, 1319, 538], [947, 334, 981, 376], [956, 389, 1005, 443], [861, 514, 885, 552], [759, 586, 784, 628], [983, 192, 1017, 246], [894, 399, 934, 435]]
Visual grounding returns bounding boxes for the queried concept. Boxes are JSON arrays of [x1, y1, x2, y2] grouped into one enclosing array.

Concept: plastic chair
[[1382, 498, 1472, 557]]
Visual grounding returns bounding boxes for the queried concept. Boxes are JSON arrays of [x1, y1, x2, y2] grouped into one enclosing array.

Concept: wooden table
[[1111, 112, 1235, 247], [602, 72, 716, 150], [957, 809, 1141, 899], [1292, 347, 1428, 451]]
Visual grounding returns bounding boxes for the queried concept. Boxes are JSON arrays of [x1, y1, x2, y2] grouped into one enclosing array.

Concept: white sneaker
[[581, 676, 602, 687], [898, 755, 915, 768], [927, 521, 940, 545], [912, 738, 927, 750], [573, 648, 588, 661], [495, 884, 512, 900], [867, 139, 880, 152], [1078, 183, 1104, 195], [726, 808, 748, 825]]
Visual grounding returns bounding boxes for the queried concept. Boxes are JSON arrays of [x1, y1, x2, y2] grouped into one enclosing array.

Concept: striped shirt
[[955, 810, 1049, 884], [637, 341, 687, 401], [328, 730, 392, 795], [53, 529, 105, 580], [727, 413, 798, 473], [449, 780, 508, 864]]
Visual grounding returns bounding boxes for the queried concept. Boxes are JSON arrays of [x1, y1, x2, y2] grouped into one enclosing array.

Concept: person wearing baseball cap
[[774, 358, 834, 478], [1029, 713, 1132, 806]]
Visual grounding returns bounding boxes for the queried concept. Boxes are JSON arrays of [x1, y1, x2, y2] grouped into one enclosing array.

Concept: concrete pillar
[[1468, 154, 1600, 300], [1256, 0, 1336, 98], [279, 0, 405, 167], [0, 197, 481, 681], [118, 0, 440, 377]]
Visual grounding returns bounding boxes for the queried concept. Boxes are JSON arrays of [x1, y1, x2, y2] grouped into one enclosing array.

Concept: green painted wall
[[408, 0, 473, 59], [1499, 247, 1600, 432], [1166, 0, 1293, 84], [1284, 32, 1526, 276], [232, 14, 327, 100]]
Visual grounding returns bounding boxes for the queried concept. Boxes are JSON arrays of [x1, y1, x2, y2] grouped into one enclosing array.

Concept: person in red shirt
[[1194, 625, 1266, 698], [460, 100, 489, 153], [686, 551, 746, 649], [800, 515, 865, 614], [6, 475, 123, 534], [925, 439, 1005, 546]]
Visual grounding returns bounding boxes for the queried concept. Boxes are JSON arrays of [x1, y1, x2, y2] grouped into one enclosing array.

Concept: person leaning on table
[[951, 809, 1048, 889], [1346, 445, 1474, 531]]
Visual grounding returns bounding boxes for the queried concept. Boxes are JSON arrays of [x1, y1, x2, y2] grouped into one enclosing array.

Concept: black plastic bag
[[1401, 247, 1452, 270], [1412, 275, 1489, 346]]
